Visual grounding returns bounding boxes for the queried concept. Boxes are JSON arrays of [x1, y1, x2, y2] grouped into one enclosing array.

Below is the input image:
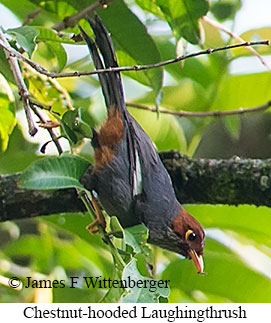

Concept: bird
[[79, 15, 205, 274]]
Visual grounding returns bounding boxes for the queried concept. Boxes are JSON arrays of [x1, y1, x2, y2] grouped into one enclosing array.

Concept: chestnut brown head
[[172, 208, 205, 273]]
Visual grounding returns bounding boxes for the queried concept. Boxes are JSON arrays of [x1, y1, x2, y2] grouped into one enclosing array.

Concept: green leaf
[[129, 107, 187, 153], [27, 70, 69, 113], [35, 26, 76, 44], [223, 115, 241, 140], [231, 27, 271, 58], [98, 0, 163, 99], [100, 269, 124, 303], [210, 0, 242, 21], [29, 0, 77, 19], [186, 204, 271, 246], [18, 154, 90, 190], [44, 213, 104, 251], [163, 82, 210, 111], [6, 26, 39, 57], [0, 96, 15, 152], [136, 0, 209, 43], [135, 0, 165, 19], [0, 48, 15, 83], [124, 225, 148, 253], [162, 238, 271, 302], [61, 108, 93, 144], [0, 75, 16, 152], [201, 18, 225, 48], [61, 123, 78, 145], [0, 126, 40, 174], [155, 34, 221, 88], [110, 216, 124, 239], [124, 224, 152, 263], [0, 0, 60, 27], [211, 72, 271, 111], [44, 41, 67, 72], [116, 50, 161, 93], [155, 0, 209, 44], [121, 259, 170, 303]]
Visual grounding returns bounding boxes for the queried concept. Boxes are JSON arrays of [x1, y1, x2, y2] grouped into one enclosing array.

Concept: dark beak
[[188, 249, 204, 274]]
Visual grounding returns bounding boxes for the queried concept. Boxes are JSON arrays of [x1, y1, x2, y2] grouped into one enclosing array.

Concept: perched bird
[[80, 15, 205, 273]]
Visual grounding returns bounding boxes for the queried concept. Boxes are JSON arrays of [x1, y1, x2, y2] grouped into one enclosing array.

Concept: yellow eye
[[185, 229, 197, 241]]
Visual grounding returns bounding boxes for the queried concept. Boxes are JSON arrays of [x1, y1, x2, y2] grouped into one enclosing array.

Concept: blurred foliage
[[0, 0, 271, 303], [210, 0, 241, 21]]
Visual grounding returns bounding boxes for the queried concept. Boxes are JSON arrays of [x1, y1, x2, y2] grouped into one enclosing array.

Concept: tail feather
[[80, 15, 138, 190], [79, 15, 125, 112], [78, 24, 112, 109]]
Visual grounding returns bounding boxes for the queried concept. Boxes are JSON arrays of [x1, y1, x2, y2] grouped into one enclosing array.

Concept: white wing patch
[[132, 149, 142, 196]]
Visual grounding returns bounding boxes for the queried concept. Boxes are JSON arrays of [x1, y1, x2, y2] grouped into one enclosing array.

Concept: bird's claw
[[86, 218, 105, 234], [86, 193, 106, 234]]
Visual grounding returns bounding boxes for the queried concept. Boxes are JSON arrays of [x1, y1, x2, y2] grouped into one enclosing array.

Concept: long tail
[[79, 15, 125, 112]]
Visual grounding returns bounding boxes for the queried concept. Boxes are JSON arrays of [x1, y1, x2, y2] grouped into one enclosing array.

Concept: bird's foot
[[86, 193, 106, 234], [38, 120, 60, 129], [86, 218, 101, 234]]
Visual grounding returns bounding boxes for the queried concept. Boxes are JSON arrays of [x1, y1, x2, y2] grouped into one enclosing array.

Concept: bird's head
[[172, 207, 205, 274]]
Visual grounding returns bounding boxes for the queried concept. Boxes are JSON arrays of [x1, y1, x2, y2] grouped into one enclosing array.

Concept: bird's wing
[[80, 15, 142, 197]]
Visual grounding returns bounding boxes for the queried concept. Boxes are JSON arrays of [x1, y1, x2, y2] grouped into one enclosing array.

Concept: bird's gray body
[[80, 15, 205, 260], [91, 110, 181, 235]]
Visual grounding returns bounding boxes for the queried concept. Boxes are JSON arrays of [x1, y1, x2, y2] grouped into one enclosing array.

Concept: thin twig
[[52, 0, 115, 32], [0, 38, 47, 74], [0, 38, 269, 79], [203, 16, 271, 72], [126, 100, 271, 118], [29, 101, 63, 154], [23, 8, 42, 26], [0, 30, 37, 136], [48, 78, 74, 110], [21, 61, 74, 111]]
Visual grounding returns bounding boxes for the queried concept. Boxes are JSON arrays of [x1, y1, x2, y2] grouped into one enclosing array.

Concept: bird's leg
[[86, 192, 106, 234]]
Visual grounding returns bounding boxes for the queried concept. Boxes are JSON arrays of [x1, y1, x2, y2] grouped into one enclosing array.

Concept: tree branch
[[126, 100, 271, 118], [51, 0, 115, 32], [160, 152, 271, 206], [0, 173, 85, 222], [1, 153, 271, 223], [29, 101, 63, 155], [0, 38, 268, 79], [0, 30, 37, 136], [22, 8, 42, 26]]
